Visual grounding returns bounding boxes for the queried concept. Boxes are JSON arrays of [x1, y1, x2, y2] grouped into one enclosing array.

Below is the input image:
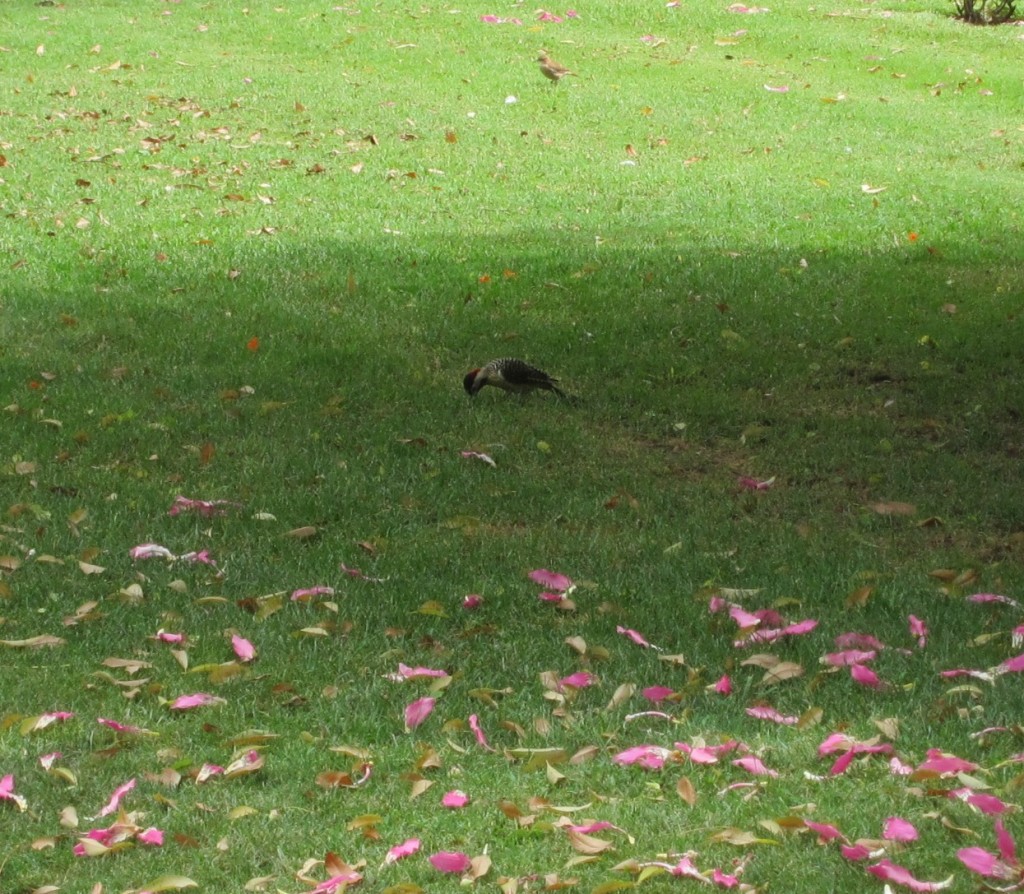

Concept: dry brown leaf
[[677, 776, 697, 806], [283, 525, 318, 540], [567, 830, 615, 854], [845, 585, 874, 609], [868, 501, 916, 517], [761, 661, 804, 685]]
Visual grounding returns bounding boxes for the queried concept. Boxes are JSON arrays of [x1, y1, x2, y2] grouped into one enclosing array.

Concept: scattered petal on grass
[[884, 816, 919, 842], [967, 593, 1020, 607], [538, 591, 565, 603], [908, 615, 928, 648], [168, 496, 238, 517], [231, 634, 256, 662], [613, 744, 671, 769], [949, 787, 1008, 815], [130, 543, 176, 560], [468, 714, 495, 750], [95, 778, 135, 818], [291, 586, 335, 602], [714, 674, 733, 695], [528, 569, 573, 591], [223, 749, 264, 779], [617, 625, 658, 648], [339, 563, 386, 582], [823, 649, 877, 666], [732, 755, 778, 777], [866, 859, 953, 891], [916, 749, 978, 775], [385, 838, 421, 864], [850, 664, 883, 688], [460, 450, 496, 467], [154, 629, 185, 644], [395, 663, 448, 680], [430, 851, 471, 873], [746, 705, 798, 725], [1000, 653, 1024, 673], [764, 84, 789, 92], [642, 685, 675, 704], [0, 774, 27, 811], [137, 826, 164, 846], [559, 671, 595, 690], [97, 718, 155, 736], [169, 693, 226, 710], [805, 820, 846, 843], [442, 790, 470, 808], [738, 475, 775, 490], [21, 711, 75, 734], [463, 594, 483, 609], [404, 696, 436, 730]]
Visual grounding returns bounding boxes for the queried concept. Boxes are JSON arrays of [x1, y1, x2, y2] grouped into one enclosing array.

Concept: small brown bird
[[463, 358, 567, 399], [537, 52, 575, 84]]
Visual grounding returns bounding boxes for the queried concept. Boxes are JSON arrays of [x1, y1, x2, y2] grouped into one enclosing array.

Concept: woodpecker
[[537, 52, 575, 84], [463, 358, 567, 399]]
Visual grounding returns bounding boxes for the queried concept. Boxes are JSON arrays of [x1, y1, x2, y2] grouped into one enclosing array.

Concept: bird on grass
[[463, 358, 567, 399], [537, 52, 575, 84]]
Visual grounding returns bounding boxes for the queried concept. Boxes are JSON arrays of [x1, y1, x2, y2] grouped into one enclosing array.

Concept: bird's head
[[537, 52, 549, 62], [463, 369, 482, 395]]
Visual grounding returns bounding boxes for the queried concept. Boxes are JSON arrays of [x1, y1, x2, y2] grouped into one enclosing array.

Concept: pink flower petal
[[429, 851, 471, 873], [617, 625, 656, 648], [835, 632, 886, 650], [841, 843, 874, 861], [642, 685, 675, 704], [97, 718, 152, 735], [1000, 653, 1024, 673], [732, 755, 778, 777], [397, 663, 448, 680], [559, 671, 595, 690], [917, 749, 977, 775], [130, 544, 176, 557], [850, 664, 883, 688], [967, 592, 1020, 607], [884, 816, 919, 842], [442, 790, 470, 809], [738, 475, 774, 490], [130, 543, 176, 560], [463, 594, 483, 610], [231, 634, 256, 663], [404, 696, 435, 731], [764, 84, 789, 93], [805, 820, 846, 843], [291, 586, 335, 602], [385, 838, 421, 864], [996, 818, 1018, 863], [168, 496, 237, 517], [95, 778, 135, 818], [613, 744, 670, 769], [528, 569, 573, 591], [908, 615, 927, 648], [155, 629, 185, 644], [460, 450, 496, 467], [714, 674, 733, 695], [468, 714, 494, 751], [957, 846, 1001, 877], [746, 706, 798, 725], [538, 591, 565, 603], [169, 693, 226, 710], [866, 859, 953, 891], [382, 838, 422, 868], [138, 826, 164, 846], [0, 774, 26, 811], [823, 649, 877, 667]]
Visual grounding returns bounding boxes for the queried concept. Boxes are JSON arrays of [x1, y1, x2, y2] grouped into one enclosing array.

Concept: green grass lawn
[[1, 1, 1023, 892]]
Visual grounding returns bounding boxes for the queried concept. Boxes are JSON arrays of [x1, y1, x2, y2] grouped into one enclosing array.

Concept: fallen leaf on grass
[[1, 635, 66, 649]]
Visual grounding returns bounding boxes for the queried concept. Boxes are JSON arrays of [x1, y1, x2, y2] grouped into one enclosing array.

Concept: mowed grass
[[1, 1, 1023, 892]]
